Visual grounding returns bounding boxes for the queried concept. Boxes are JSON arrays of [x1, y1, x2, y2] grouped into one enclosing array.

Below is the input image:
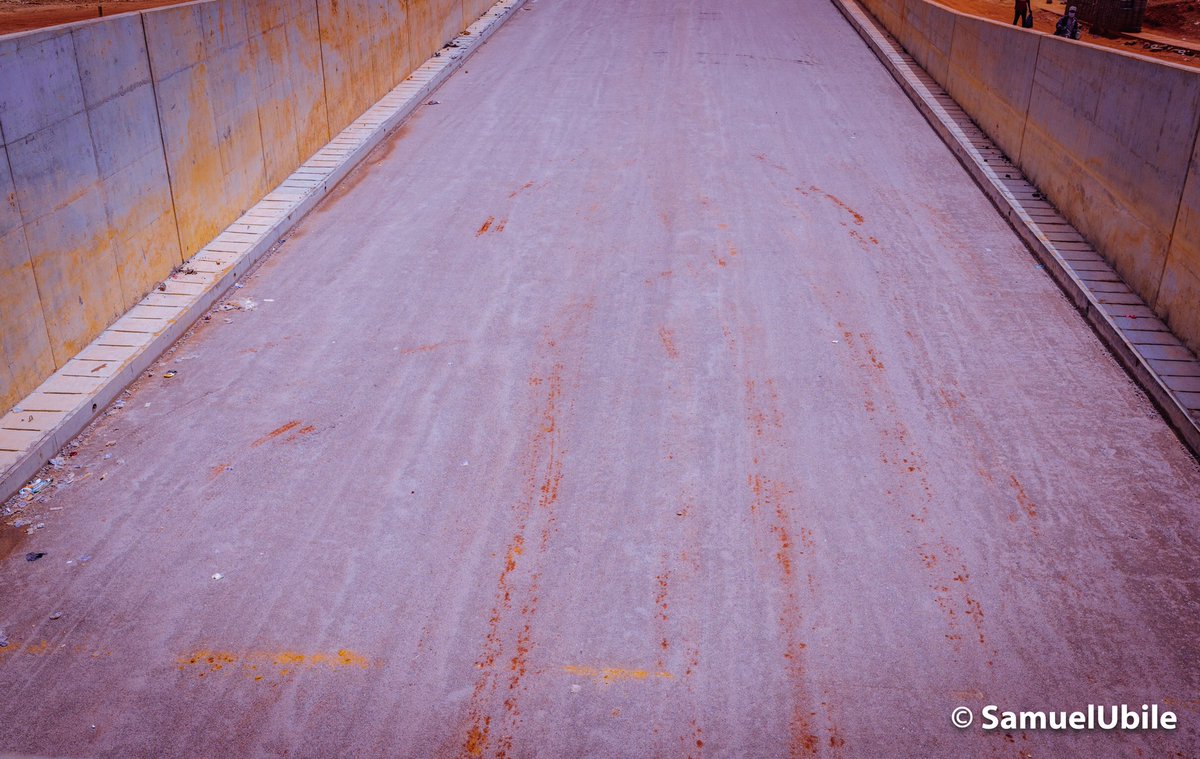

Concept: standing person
[[1055, 5, 1081, 38], [1013, 0, 1032, 27]]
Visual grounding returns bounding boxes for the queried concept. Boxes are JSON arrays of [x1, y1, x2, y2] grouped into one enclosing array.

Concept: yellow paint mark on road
[[178, 648, 374, 680], [561, 665, 673, 684], [0, 640, 113, 659]]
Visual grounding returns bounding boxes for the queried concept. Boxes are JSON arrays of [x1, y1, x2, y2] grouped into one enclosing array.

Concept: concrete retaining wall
[[858, 0, 1200, 355], [0, 0, 476, 411]]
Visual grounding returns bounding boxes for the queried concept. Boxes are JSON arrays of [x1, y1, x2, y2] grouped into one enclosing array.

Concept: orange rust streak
[[476, 216, 494, 236]]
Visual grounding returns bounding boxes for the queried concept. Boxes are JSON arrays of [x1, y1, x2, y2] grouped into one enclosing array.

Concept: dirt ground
[[0, 1, 188, 34], [1144, 0, 1200, 42], [1, 0, 1199, 72], [935, 0, 1200, 67]]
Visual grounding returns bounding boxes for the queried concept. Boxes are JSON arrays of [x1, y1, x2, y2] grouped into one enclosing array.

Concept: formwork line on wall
[[137, 11, 187, 272], [1156, 118, 1200, 308]]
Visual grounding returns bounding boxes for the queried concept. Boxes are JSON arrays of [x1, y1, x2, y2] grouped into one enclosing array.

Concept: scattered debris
[[0, 630, 7, 647], [48, 611, 62, 620], [25, 552, 46, 562], [427, 100, 442, 105], [212, 573, 224, 581], [19, 479, 50, 498], [163, 370, 177, 379], [79, 555, 92, 564], [157, 283, 167, 292], [218, 298, 257, 312]]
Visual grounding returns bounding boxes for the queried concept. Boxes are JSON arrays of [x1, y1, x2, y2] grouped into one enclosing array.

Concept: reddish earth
[[931, 0, 1200, 68], [0, 0, 189, 35], [2, 0, 1197, 71]]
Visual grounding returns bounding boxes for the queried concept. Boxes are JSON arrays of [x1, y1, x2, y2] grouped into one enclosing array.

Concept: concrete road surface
[[3, 0, 1200, 756]]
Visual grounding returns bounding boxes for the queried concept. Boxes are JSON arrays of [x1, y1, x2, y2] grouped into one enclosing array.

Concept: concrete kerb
[[0, 0, 529, 504], [832, 0, 1200, 458]]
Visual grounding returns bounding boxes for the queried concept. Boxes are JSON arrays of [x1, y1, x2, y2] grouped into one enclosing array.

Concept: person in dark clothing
[[1013, 0, 1032, 27], [1055, 5, 1081, 39]]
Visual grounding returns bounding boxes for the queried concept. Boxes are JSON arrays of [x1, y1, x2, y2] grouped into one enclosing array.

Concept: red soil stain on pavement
[[476, 217, 495, 236], [655, 565, 671, 668], [399, 339, 466, 356], [461, 302, 592, 757], [809, 185, 865, 224], [251, 421, 300, 447], [836, 322, 994, 660], [722, 315, 841, 754], [1009, 475, 1039, 521], [740, 375, 831, 756], [659, 327, 680, 360], [508, 180, 536, 198], [848, 229, 879, 250], [251, 421, 316, 448]]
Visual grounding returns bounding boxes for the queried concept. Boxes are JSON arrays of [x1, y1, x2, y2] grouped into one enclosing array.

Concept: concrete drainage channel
[[832, 0, 1200, 458], [0, 0, 529, 504]]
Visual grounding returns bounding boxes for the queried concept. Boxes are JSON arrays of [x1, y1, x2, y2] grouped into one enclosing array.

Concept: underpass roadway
[[1, 0, 1199, 756]]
